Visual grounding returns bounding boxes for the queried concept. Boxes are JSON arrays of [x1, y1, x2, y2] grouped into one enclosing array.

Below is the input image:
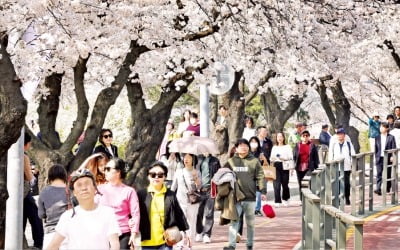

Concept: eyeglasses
[[149, 172, 165, 179], [104, 167, 116, 172], [103, 134, 113, 139]]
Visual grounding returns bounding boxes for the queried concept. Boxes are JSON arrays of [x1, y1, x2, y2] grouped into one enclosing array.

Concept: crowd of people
[[21, 106, 400, 250]]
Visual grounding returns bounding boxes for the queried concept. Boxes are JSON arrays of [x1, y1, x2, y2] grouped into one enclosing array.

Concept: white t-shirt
[[55, 205, 121, 249]]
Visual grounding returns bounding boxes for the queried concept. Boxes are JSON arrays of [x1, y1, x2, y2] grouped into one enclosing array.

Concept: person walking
[[328, 128, 356, 205], [195, 154, 221, 244], [248, 136, 267, 215], [223, 139, 266, 250], [368, 113, 381, 153], [242, 116, 256, 141], [177, 109, 192, 137], [270, 132, 293, 207], [293, 130, 319, 200], [23, 133, 44, 249], [47, 169, 121, 250], [78, 152, 109, 185], [374, 122, 397, 195], [390, 120, 400, 149], [288, 122, 306, 148], [94, 128, 119, 158], [97, 158, 140, 249], [138, 161, 189, 250], [38, 164, 69, 249], [171, 153, 201, 242], [319, 124, 331, 147]]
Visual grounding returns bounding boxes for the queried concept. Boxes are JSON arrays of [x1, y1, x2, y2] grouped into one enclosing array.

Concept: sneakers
[[195, 233, 203, 242], [282, 200, 289, 207], [203, 235, 211, 243], [223, 246, 235, 250], [255, 210, 263, 216], [236, 233, 241, 243], [273, 203, 281, 208]]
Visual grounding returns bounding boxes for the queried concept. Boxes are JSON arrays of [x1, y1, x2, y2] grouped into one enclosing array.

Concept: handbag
[[262, 163, 276, 181], [150, 193, 183, 246], [183, 174, 202, 204], [261, 203, 276, 218], [282, 160, 295, 170], [163, 226, 183, 246]]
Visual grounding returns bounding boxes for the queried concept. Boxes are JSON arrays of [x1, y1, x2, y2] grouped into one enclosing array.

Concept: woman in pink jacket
[[97, 158, 140, 249]]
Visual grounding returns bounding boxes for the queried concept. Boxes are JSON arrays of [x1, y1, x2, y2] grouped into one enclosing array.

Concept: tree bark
[[260, 86, 304, 134], [211, 71, 245, 165], [37, 73, 63, 149], [125, 63, 207, 189], [70, 41, 150, 171], [0, 34, 27, 248], [315, 78, 360, 152]]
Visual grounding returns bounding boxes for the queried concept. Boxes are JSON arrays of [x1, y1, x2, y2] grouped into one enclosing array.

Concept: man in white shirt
[[328, 128, 355, 205], [47, 169, 121, 250]]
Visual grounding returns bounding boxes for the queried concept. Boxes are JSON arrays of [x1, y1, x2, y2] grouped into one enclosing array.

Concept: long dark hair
[[249, 136, 262, 158]]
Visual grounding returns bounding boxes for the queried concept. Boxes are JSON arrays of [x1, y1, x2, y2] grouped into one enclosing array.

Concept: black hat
[[300, 130, 310, 136]]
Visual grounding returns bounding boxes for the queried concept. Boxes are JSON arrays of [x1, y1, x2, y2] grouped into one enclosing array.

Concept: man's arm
[[108, 233, 120, 250], [46, 232, 65, 250]]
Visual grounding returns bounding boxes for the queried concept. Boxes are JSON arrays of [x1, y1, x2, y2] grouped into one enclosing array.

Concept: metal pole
[[199, 84, 210, 138], [5, 128, 24, 250]]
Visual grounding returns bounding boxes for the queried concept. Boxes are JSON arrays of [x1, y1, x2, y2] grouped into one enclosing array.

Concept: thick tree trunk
[[315, 79, 360, 153], [0, 34, 27, 248], [261, 87, 304, 134], [211, 71, 245, 165], [37, 73, 63, 149], [124, 63, 206, 189], [70, 41, 150, 171]]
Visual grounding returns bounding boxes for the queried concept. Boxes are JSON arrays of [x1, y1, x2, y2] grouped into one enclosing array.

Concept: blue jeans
[[255, 191, 261, 211], [228, 201, 256, 248]]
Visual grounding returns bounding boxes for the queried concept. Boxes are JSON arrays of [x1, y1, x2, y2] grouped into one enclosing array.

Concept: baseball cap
[[69, 169, 97, 191], [336, 128, 345, 134]]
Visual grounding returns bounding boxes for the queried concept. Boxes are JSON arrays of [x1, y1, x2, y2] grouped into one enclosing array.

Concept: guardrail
[[302, 148, 400, 249], [382, 148, 399, 207], [350, 152, 374, 216]]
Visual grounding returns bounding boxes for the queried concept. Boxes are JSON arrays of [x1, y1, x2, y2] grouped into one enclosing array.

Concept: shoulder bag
[[183, 174, 202, 204], [150, 193, 183, 246], [262, 161, 276, 181]]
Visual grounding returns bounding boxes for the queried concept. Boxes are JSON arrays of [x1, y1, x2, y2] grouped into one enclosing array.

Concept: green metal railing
[[382, 148, 399, 207], [350, 152, 374, 216], [301, 148, 400, 249]]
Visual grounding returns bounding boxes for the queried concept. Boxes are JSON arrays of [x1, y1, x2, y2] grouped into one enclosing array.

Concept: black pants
[[23, 193, 44, 249], [119, 232, 131, 250], [273, 162, 290, 203], [376, 157, 392, 192], [196, 192, 215, 237], [296, 170, 310, 201], [343, 170, 351, 202]]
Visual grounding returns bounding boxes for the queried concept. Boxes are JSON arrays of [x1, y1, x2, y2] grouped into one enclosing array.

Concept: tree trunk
[[315, 78, 360, 153], [0, 34, 28, 248], [124, 63, 206, 189], [260, 87, 304, 135], [211, 71, 245, 165]]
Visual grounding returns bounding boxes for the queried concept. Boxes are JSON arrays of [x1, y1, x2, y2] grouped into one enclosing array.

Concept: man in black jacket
[[374, 122, 397, 195], [195, 154, 221, 243]]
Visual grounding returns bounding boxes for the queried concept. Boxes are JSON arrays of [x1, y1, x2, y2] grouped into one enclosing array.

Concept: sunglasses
[[149, 172, 165, 179], [104, 167, 116, 172], [103, 134, 113, 139]]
